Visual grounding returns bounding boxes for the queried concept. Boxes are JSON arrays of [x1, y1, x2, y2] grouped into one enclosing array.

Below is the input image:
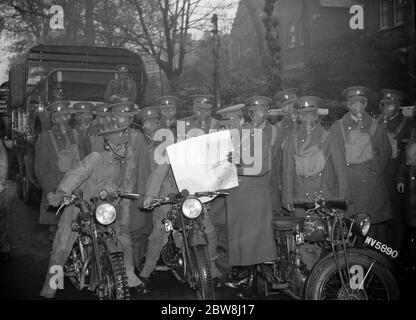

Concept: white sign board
[[166, 131, 238, 202], [143, 55, 160, 75]]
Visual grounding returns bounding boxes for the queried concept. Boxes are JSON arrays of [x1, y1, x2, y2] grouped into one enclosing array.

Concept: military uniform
[[329, 87, 393, 245], [90, 103, 113, 153], [73, 102, 100, 159], [226, 96, 277, 267], [156, 96, 179, 132], [129, 106, 162, 269], [282, 96, 348, 217], [403, 135, 416, 227], [40, 128, 143, 298], [35, 102, 81, 227], [186, 95, 220, 135], [104, 65, 137, 103], [0, 137, 10, 257], [139, 162, 222, 279], [379, 89, 416, 252]]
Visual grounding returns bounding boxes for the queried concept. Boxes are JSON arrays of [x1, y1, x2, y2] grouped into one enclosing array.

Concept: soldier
[[108, 101, 152, 275], [329, 86, 393, 245], [271, 89, 300, 217], [212, 104, 247, 277], [73, 102, 100, 159], [104, 65, 137, 103], [225, 96, 278, 299], [90, 103, 113, 153], [50, 83, 66, 102], [188, 95, 220, 134], [378, 89, 416, 253], [274, 88, 300, 141], [282, 96, 349, 217], [139, 161, 223, 292], [35, 102, 81, 242], [217, 104, 246, 130], [156, 96, 179, 132], [40, 127, 146, 299], [0, 131, 10, 262], [130, 106, 162, 271]]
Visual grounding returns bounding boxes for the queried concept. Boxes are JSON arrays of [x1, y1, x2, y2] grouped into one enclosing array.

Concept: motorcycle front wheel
[[191, 245, 215, 300], [305, 252, 399, 300], [99, 249, 130, 300]]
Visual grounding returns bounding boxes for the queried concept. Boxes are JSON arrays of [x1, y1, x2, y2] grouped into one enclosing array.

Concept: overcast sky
[[0, 1, 238, 84]]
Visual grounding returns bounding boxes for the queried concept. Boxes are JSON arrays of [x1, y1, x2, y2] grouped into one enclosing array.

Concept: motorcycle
[[145, 189, 229, 300], [261, 197, 400, 300], [57, 188, 141, 300]]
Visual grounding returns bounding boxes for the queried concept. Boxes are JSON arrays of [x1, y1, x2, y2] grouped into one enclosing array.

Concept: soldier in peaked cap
[[73, 102, 100, 159], [35, 101, 82, 241], [329, 86, 393, 246], [40, 127, 148, 298], [274, 88, 300, 141], [156, 96, 179, 130], [89, 103, 113, 153], [129, 106, 163, 271], [217, 104, 246, 130], [282, 96, 348, 219], [224, 95, 279, 298], [108, 101, 152, 277], [104, 64, 137, 103], [378, 89, 416, 253], [185, 95, 220, 135]]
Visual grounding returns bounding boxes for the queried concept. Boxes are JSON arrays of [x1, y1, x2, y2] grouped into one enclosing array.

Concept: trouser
[[40, 205, 140, 298], [140, 207, 218, 278], [131, 228, 151, 270], [0, 190, 11, 254]]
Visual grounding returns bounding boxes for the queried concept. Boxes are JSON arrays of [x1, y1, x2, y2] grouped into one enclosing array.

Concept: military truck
[[8, 44, 148, 204]]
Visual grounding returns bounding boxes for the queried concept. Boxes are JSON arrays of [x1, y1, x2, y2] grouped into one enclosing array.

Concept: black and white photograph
[[0, 0, 415, 308]]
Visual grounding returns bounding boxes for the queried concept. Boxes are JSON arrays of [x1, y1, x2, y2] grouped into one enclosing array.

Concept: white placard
[[166, 130, 239, 202]]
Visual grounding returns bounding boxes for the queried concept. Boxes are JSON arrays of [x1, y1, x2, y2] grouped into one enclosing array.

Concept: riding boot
[[237, 265, 258, 299], [224, 266, 249, 288]]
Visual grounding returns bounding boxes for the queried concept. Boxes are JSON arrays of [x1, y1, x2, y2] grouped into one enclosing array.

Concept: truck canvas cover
[[8, 44, 147, 108]]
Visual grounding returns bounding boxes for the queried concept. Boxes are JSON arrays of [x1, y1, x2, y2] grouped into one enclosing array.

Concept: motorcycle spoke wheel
[[305, 253, 399, 300], [100, 250, 130, 300], [190, 245, 215, 300]]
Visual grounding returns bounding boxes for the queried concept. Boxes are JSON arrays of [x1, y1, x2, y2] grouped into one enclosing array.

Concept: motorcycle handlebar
[[293, 198, 351, 211]]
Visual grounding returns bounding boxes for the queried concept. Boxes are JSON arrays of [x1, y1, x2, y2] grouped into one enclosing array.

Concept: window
[[379, 0, 405, 30], [288, 21, 296, 48], [298, 20, 304, 46]]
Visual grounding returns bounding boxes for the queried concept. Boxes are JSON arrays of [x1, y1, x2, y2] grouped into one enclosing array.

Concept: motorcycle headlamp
[[181, 197, 203, 219], [351, 213, 371, 237], [95, 203, 117, 225]]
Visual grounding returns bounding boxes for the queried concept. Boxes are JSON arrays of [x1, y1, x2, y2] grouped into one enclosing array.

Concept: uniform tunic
[[76, 124, 100, 160], [272, 116, 299, 215], [34, 126, 81, 225], [226, 121, 277, 266], [104, 78, 137, 103], [282, 124, 348, 216], [382, 114, 416, 213], [329, 112, 392, 223]]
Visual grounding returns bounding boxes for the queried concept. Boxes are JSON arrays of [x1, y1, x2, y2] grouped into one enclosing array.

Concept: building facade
[[229, 0, 415, 103]]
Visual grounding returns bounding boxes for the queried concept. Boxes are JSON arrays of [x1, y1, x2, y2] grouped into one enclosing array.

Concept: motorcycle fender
[[311, 247, 396, 273], [101, 237, 123, 254], [187, 229, 208, 247], [345, 247, 397, 271]]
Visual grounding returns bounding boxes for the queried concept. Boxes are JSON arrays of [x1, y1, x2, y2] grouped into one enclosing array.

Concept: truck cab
[[8, 45, 147, 204]]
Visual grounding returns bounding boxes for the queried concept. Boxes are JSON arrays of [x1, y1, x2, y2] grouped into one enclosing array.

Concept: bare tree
[[111, 0, 232, 93]]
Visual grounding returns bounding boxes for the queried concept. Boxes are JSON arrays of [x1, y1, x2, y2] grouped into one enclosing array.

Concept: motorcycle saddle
[[272, 216, 304, 231]]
